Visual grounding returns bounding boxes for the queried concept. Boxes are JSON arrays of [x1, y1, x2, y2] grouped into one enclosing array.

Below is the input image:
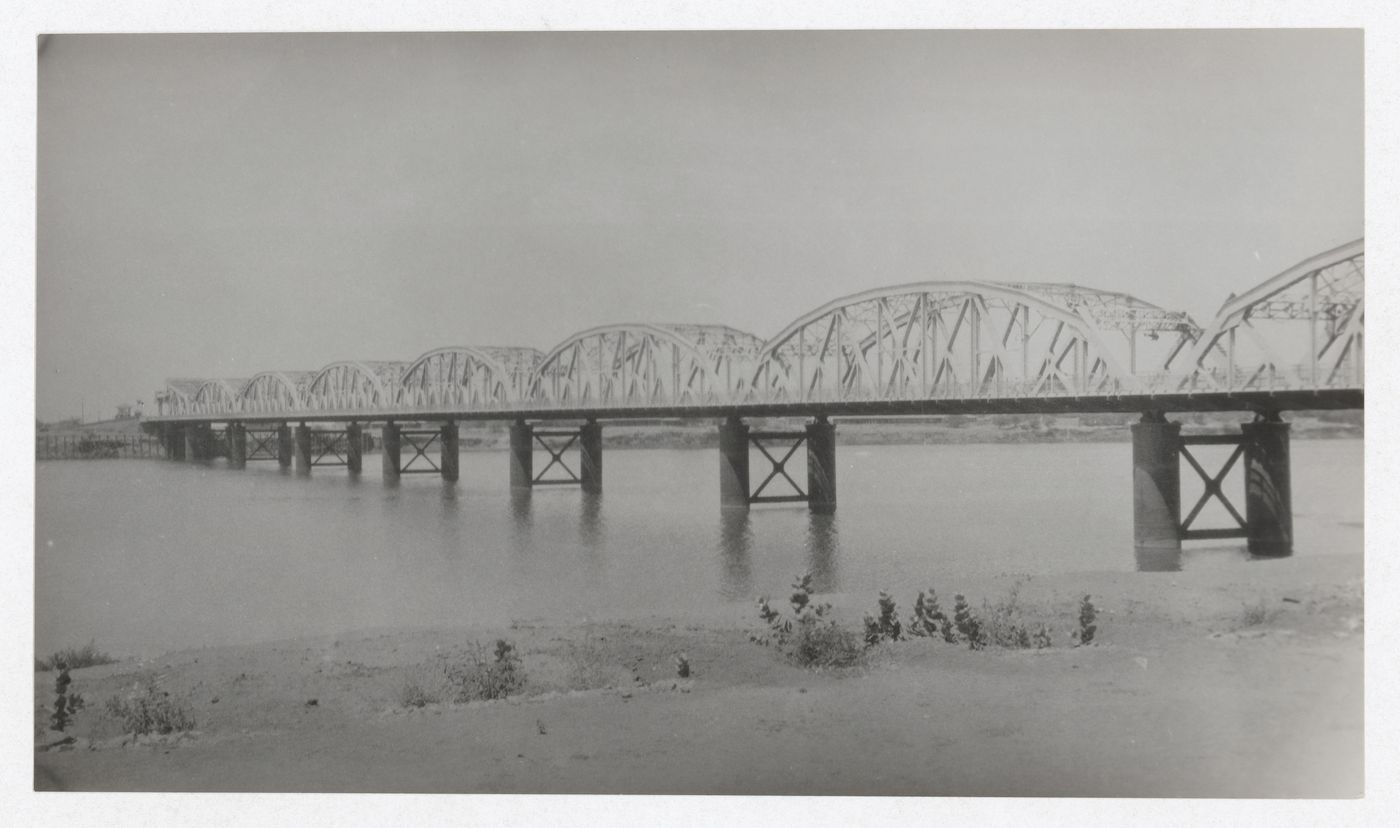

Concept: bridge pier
[[1132, 412, 1182, 550], [510, 420, 533, 488], [718, 417, 750, 509], [294, 423, 312, 474], [580, 419, 602, 494], [227, 423, 247, 469], [806, 417, 836, 514], [382, 422, 401, 481], [1242, 414, 1292, 556], [184, 423, 214, 462], [162, 424, 186, 461], [346, 422, 363, 474], [440, 421, 459, 482], [277, 423, 292, 468]]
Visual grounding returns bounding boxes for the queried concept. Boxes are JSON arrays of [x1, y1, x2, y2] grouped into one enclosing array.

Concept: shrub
[[862, 591, 903, 646], [1072, 595, 1098, 646], [952, 594, 986, 650], [752, 574, 863, 669], [398, 680, 440, 708], [48, 665, 86, 732], [443, 639, 527, 702], [36, 640, 118, 672], [907, 588, 956, 642], [1238, 599, 1276, 629], [103, 677, 195, 735], [984, 582, 1036, 649]]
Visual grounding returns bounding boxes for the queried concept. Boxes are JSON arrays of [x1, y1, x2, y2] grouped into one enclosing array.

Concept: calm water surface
[[35, 440, 1363, 656]]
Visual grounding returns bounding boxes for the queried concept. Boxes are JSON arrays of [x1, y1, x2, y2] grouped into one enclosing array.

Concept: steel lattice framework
[[153, 239, 1364, 419]]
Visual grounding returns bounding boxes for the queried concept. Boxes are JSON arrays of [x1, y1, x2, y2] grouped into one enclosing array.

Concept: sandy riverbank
[[34, 551, 1362, 796]]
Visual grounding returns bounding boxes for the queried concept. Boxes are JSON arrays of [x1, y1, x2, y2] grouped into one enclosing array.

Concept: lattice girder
[[529, 324, 764, 406], [398, 346, 543, 410], [239, 371, 312, 414], [750, 281, 1135, 403], [305, 361, 405, 412], [1179, 238, 1364, 391]]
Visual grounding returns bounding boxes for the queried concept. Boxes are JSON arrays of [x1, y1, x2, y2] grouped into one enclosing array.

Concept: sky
[[35, 29, 1362, 422]]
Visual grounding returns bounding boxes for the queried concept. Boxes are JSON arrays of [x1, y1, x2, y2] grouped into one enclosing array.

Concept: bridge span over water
[[146, 239, 1364, 557]]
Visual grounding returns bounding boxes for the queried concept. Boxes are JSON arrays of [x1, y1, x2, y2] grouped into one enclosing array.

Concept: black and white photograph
[[8, 2, 1397, 823]]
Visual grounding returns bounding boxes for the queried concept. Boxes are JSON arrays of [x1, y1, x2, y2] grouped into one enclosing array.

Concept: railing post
[[294, 423, 312, 474], [510, 419, 533, 489], [440, 421, 459, 482], [382, 421, 401, 481], [806, 416, 836, 514], [277, 423, 292, 468], [1131, 412, 1181, 549], [1242, 413, 1292, 556], [719, 416, 750, 509], [346, 422, 363, 474], [228, 422, 247, 468], [580, 419, 602, 494]]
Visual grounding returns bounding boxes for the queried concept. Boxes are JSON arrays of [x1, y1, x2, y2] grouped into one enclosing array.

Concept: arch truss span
[[1179, 238, 1364, 393], [397, 346, 543, 410], [190, 379, 248, 417], [238, 371, 313, 416], [156, 379, 205, 417], [304, 361, 406, 413], [750, 281, 1142, 404], [528, 324, 766, 407]]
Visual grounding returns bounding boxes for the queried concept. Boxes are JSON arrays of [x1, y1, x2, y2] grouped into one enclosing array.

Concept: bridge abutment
[[382, 422, 401, 481], [718, 417, 750, 509], [1242, 415, 1292, 556], [228, 423, 247, 468], [806, 417, 837, 514], [580, 420, 602, 494], [510, 420, 533, 488], [1132, 413, 1182, 550]]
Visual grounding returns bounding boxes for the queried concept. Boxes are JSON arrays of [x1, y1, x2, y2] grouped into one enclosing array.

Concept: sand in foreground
[[35, 553, 1362, 796]]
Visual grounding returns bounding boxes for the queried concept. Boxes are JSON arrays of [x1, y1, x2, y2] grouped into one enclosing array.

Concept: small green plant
[[1072, 595, 1098, 646], [1238, 599, 1277, 628], [398, 680, 440, 708], [443, 639, 527, 702], [862, 591, 903, 646], [953, 594, 986, 650], [985, 582, 1036, 649], [48, 663, 86, 732], [674, 652, 690, 678], [907, 588, 956, 642], [752, 574, 862, 669], [36, 640, 117, 672], [103, 677, 195, 735], [1032, 624, 1053, 649]]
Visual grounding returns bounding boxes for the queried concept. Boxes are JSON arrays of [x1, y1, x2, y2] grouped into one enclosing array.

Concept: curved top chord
[[398, 346, 543, 410]]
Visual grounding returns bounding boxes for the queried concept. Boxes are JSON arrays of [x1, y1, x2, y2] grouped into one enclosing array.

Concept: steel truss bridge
[[152, 239, 1363, 422]]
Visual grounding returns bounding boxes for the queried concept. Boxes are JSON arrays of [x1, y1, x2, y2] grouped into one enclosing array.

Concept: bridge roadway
[[143, 239, 1365, 558]]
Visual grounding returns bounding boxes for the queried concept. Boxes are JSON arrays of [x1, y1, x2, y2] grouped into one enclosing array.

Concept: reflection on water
[[34, 440, 1362, 655]]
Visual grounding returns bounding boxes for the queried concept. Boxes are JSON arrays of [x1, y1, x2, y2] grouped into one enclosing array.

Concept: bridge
[[145, 239, 1364, 555]]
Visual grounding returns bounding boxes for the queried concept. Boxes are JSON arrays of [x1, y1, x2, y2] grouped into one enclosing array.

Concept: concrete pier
[[440, 421, 459, 482], [184, 423, 213, 462], [381, 422, 401, 481], [510, 420, 533, 489], [1132, 413, 1182, 549], [346, 422, 363, 474], [1242, 414, 1292, 556], [294, 423, 312, 474], [805, 417, 836, 514], [580, 420, 602, 494], [227, 423, 247, 468], [277, 424, 292, 468], [163, 424, 186, 460], [719, 417, 750, 509]]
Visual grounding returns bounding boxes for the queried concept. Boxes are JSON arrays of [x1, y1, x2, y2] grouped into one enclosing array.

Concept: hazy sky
[[36, 30, 1362, 422]]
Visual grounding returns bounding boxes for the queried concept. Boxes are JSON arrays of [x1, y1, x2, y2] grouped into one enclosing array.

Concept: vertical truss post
[[294, 423, 312, 474], [806, 416, 836, 514], [719, 416, 750, 510], [1242, 414, 1292, 556], [346, 422, 362, 474], [440, 421, 460, 482], [510, 420, 533, 489], [580, 419, 603, 494], [1131, 412, 1181, 549], [228, 422, 247, 469], [381, 422, 401, 481], [277, 423, 292, 468]]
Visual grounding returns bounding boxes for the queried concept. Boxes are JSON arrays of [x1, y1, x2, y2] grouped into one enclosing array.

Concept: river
[[34, 439, 1363, 657]]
